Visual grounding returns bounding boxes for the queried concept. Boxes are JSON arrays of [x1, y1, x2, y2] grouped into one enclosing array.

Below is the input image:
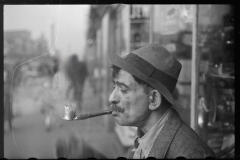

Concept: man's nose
[[109, 88, 120, 105]]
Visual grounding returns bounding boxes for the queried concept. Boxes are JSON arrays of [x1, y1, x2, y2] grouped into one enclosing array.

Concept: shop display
[[198, 17, 234, 158]]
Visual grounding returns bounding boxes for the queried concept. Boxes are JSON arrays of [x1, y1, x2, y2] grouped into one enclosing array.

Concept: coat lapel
[[148, 108, 183, 158]]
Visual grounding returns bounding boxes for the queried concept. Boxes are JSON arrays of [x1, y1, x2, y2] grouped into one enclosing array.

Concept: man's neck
[[139, 104, 170, 136]]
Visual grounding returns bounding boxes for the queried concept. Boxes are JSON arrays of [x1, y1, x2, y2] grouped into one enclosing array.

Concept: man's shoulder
[[172, 122, 205, 147], [168, 122, 216, 158], [148, 108, 215, 158]]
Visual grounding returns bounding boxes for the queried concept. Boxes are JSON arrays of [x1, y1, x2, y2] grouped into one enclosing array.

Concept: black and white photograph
[[3, 4, 234, 159]]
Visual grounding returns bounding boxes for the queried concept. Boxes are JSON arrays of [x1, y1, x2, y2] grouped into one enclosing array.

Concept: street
[[4, 74, 127, 159]]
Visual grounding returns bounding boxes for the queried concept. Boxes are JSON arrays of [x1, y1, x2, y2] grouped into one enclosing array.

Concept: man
[[108, 43, 216, 159], [65, 54, 88, 112]]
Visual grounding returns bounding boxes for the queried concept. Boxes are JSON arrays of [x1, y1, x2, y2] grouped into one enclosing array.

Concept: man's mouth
[[110, 104, 125, 113]]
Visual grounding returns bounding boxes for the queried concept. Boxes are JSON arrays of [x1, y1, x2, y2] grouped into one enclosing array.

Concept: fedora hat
[[108, 43, 182, 107]]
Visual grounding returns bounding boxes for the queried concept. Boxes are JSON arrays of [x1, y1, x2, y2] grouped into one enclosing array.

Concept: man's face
[[109, 69, 150, 127]]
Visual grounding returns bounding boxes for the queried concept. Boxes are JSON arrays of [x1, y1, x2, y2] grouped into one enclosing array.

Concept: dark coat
[[127, 108, 216, 159]]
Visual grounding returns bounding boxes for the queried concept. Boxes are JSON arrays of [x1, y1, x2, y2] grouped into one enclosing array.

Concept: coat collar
[[148, 108, 183, 158], [127, 108, 183, 159]]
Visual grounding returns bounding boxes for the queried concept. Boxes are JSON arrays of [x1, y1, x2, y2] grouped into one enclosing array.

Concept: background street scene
[[4, 4, 234, 159], [4, 75, 127, 159]]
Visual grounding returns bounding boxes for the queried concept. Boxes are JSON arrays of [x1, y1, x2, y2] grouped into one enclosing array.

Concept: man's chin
[[115, 118, 124, 125], [115, 118, 130, 126]]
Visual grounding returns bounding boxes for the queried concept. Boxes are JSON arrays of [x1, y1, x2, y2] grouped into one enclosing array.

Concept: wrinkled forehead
[[113, 69, 137, 86]]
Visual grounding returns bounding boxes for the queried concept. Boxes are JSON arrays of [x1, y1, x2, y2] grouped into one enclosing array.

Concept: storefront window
[[197, 4, 234, 158], [130, 5, 150, 51]]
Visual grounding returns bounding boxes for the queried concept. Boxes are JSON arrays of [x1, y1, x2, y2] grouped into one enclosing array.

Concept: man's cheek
[[122, 95, 131, 107], [124, 101, 131, 111]]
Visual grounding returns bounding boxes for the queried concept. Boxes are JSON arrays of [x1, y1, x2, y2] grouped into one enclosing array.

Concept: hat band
[[125, 53, 177, 93]]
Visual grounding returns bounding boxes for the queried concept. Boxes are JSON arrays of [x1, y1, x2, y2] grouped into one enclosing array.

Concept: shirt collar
[[135, 108, 172, 158]]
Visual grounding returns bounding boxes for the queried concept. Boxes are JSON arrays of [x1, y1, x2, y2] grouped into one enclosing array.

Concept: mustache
[[110, 104, 125, 113]]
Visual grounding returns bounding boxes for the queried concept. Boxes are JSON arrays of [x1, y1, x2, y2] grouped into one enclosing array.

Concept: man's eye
[[121, 88, 128, 93]]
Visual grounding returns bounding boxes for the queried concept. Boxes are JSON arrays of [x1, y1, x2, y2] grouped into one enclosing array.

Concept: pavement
[[4, 73, 128, 159]]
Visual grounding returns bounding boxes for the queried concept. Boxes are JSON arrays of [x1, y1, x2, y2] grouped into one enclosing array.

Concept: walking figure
[[64, 54, 88, 112]]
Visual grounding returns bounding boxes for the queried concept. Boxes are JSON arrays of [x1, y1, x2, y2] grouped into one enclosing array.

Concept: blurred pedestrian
[[88, 67, 98, 95], [52, 56, 59, 75], [39, 57, 62, 132], [108, 43, 216, 159], [64, 54, 88, 112], [39, 78, 63, 132]]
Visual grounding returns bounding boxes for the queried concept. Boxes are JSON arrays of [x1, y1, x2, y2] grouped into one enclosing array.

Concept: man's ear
[[148, 90, 161, 110]]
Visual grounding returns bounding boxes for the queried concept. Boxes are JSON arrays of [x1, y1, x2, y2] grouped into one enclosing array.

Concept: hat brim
[[108, 53, 177, 107]]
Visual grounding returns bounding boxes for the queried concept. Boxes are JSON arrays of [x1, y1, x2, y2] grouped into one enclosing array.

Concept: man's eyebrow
[[113, 81, 129, 88]]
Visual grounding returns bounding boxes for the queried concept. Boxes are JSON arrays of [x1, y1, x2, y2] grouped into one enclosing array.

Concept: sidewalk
[[4, 76, 127, 159]]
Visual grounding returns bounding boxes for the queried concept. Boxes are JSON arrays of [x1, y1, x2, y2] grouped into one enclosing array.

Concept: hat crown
[[131, 43, 182, 80], [108, 43, 182, 106]]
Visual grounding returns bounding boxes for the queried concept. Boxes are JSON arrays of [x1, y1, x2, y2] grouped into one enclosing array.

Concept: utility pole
[[190, 5, 200, 132]]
